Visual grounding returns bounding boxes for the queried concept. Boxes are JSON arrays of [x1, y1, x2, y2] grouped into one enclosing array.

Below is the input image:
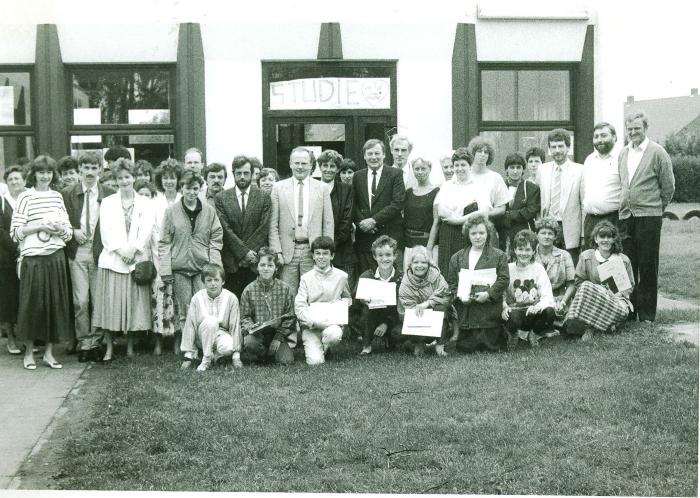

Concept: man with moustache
[[269, 147, 333, 295], [215, 156, 271, 298], [62, 151, 115, 362], [200, 162, 227, 206], [582, 122, 622, 246], [538, 128, 584, 265], [353, 139, 405, 273], [618, 111, 675, 323]]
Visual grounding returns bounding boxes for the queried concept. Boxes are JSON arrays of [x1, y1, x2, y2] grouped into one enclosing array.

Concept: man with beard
[[62, 151, 115, 362], [538, 128, 584, 266], [215, 156, 271, 298], [200, 162, 227, 206], [618, 111, 675, 323], [582, 122, 622, 247]]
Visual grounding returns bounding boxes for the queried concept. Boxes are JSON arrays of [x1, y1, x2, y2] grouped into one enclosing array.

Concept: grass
[[50, 326, 697, 495], [659, 218, 700, 303]]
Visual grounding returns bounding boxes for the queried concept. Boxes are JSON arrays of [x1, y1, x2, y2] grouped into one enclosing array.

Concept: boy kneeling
[[295, 236, 351, 365], [180, 264, 242, 371], [240, 247, 296, 365], [356, 235, 403, 355]]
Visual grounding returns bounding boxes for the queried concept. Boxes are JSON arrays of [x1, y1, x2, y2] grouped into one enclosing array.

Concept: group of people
[[0, 109, 675, 370]]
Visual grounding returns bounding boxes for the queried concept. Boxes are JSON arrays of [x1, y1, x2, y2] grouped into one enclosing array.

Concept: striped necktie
[[550, 165, 562, 219]]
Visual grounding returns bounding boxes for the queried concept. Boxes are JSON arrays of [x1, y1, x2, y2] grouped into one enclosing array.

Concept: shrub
[[665, 130, 700, 156], [671, 155, 700, 202]]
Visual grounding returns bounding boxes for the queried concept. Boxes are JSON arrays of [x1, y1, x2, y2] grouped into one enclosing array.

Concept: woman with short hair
[[403, 158, 440, 270], [93, 158, 158, 361], [565, 221, 634, 341], [10, 156, 73, 369]]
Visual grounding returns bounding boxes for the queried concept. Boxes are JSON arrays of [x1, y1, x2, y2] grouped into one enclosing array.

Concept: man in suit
[[201, 162, 227, 206], [537, 128, 584, 266], [215, 156, 271, 299], [353, 139, 405, 273], [62, 151, 115, 362], [269, 147, 334, 295], [618, 111, 675, 323], [582, 122, 622, 246]]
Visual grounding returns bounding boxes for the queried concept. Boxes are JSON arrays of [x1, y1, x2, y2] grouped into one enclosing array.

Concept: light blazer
[[215, 185, 271, 274], [618, 139, 675, 219], [537, 160, 584, 250], [269, 177, 334, 264], [98, 192, 157, 274]]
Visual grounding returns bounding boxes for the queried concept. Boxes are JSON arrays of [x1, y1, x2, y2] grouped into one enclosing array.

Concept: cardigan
[[158, 198, 223, 277]]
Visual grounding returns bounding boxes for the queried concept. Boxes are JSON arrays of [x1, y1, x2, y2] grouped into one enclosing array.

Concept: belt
[[294, 239, 309, 244]]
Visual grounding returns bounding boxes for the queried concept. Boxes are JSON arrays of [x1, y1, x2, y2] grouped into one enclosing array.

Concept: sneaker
[[528, 332, 540, 348], [359, 346, 372, 356], [196, 360, 210, 372], [232, 357, 243, 369], [180, 358, 194, 370], [413, 342, 425, 357], [543, 329, 560, 338], [435, 344, 447, 357]]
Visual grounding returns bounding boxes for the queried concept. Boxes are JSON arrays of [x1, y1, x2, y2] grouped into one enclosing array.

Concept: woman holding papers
[[447, 213, 509, 352], [534, 217, 576, 327], [565, 221, 634, 341], [501, 230, 555, 347], [398, 246, 454, 357], [428, 147, 491, 276]]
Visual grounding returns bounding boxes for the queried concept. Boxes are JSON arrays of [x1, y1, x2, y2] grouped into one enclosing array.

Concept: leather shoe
[[89, 348, 102, 362], [78, 350, 90, 363]]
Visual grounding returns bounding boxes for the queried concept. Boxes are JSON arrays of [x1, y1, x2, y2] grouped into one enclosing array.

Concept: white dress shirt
[[80, 182, 100, 241], [582, 150, 621, 215], [367, 166, 383, 209], [626, 137, 649, 183], [234, 185, 250, 212], [293, 175, 311, 229]]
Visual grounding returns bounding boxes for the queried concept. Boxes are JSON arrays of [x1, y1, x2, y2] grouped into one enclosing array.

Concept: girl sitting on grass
[[501, 230, 555, 347]]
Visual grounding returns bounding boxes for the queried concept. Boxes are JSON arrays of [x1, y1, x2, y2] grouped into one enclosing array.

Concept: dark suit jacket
[[215, 185, 271, 274], [494, 179, 541, 250], [0, 196, 17, 270], [61, 183, 115, 261], [330, 179, 354, 267], [352, 166, 405, 251]]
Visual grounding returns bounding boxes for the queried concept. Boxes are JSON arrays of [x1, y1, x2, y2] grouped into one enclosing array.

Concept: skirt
[[16, 250, 73, 344], [566, 281, 631, 332], [93, 268, 152, 333], [0, 267, 19, 323], [152, 280, 178, 336], [437, 223, 469, 276]]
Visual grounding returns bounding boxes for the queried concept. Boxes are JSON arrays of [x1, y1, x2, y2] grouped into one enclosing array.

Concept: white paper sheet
[[308, 301, 348, 325], [401, 309, 444, 338], [457, 268, 497, 301], [597, 258, 632, 293], [355, 278, 396, 308]]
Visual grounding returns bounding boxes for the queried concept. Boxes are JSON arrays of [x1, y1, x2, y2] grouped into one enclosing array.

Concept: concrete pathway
[[0, 338, 86, 489], [657, 294, 700, 346]]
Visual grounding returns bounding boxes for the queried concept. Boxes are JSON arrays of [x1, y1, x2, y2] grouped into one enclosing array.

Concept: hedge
[[671, 155, 700, 202]]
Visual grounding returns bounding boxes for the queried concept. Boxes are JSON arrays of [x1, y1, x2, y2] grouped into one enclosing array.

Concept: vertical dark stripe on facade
[[575, 24, 595, 163], [317, 23, 343, 60], [35, 24, 67, 158], [176, 23, 206, 160], [452, 23, 478, 149]]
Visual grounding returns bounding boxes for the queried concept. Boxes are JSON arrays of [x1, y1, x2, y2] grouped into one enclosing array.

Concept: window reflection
[[0, 72, 31, 126], [481, 130, 574, 175], [71, 134, 174, 167], [0, 136, 34, 178]]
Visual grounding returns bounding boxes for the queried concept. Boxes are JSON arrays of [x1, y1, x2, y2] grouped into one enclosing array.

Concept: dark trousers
[[225, 267, 256, 300], [505, 307, 555, 335], [583, 212, 619, 249], [555, 221, 581, 267], [619, 215, 662, 321], [242, 327, 294, 365], [360, 307, 402, 350]]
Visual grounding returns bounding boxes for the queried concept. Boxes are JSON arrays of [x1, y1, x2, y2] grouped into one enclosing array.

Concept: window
[[0, 68, 34, 177], [479, 65, 575, 171], [69, 65, 176, 166]]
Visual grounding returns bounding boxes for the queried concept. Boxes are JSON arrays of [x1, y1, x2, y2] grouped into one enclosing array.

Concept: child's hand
[[374, 323, 388, 337]]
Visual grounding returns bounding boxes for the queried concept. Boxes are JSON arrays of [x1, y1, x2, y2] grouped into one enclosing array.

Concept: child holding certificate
[[398, 246, 454, 357], [240, 247, 297, 365], [355, 235, 403, 356], [501, 230, 555, 347], [565, 221, 634, 341], [295, 236, 352, 365]]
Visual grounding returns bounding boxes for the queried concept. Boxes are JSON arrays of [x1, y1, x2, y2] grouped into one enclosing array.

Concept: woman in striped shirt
[[10, 156, 73, 370]]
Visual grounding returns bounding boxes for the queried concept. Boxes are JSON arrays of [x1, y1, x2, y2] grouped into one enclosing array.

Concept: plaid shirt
[[240, 277, 296, 342]]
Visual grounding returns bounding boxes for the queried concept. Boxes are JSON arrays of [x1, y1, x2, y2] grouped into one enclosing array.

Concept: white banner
[[270, 77, 391, 110], [0, 86, 15, 125]]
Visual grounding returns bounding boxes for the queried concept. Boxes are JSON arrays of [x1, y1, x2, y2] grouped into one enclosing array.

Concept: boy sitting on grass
[[180, 263, 243, 372], [355, 235, 403, 355], [240, 247, 296, 365], [295, 236, 352, 365]]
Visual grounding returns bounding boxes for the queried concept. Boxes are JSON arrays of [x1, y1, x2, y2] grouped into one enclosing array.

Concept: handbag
[[131, 260, 157, 285]]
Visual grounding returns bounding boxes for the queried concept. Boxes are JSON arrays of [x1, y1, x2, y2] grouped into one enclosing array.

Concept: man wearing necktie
[[537, 128, 584, 266], [269, 147, 334, 296], [216, 155, 271, 299], [618, 111, 675, 323], [352, 139, 406, 273], [62, 152, 115, 362]]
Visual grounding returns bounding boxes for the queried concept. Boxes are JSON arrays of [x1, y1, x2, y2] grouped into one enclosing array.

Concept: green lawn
[[659, 218, 700, 302], [52, 326, 697, 495]]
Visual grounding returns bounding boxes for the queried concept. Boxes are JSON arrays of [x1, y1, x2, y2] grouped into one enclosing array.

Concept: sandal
[[42, 356, 63, 369], [7, 344, 22, 355], [23, 357, 37, 370]]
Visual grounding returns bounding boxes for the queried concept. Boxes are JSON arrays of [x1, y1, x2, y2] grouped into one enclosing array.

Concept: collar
[[594, 249, 616, 263], [205, 291, 223, 303], [182, 197, 202, 213], [368, 165, 383, 176], [553, 159, 570, 170], [81, 182, 98, 196], [629, 137, 649, 152], [256, 276, 276, 291], [374, 266, 396, 281], [505, 178, 522, 188], [234, 185, 250, 197], [313, 264, 333, 276], [293, 175, 311, 187]]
